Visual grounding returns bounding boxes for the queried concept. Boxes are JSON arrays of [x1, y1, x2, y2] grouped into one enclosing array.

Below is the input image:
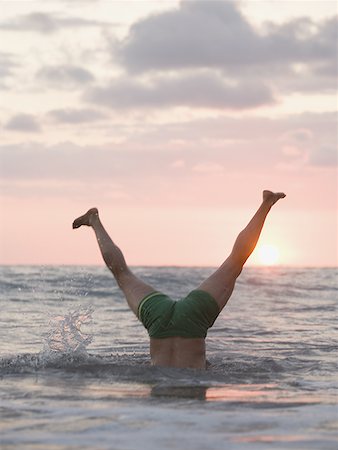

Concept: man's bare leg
[[198, 190, 286, 310], [72, 208, 155, 316]]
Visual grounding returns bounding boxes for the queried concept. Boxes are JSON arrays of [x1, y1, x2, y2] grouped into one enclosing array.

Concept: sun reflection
[[234, 434, 308, 443], [205, 383, 277, 402]]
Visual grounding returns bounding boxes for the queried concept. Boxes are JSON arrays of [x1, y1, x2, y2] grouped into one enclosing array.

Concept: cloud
[[309, 145, 338, 167], [284, 129, 313, 143], [117, 2, 337, 72], [123, 111, 335, 149], [5, 114, 40, 132], [48, 108, 106, 123], [0, 111, 335, 207], [85, 72, 274, 110], [1, 112, 335, 186], [278, 112, 337, 168], [113, 1, 337, 95], [314, 60, 338, 78], [0, 52, 18, 86], [0, 12, 111, 34], [37, 65, 95, 89], [0, 141, 176, 182], [117, 1, 255, 73]]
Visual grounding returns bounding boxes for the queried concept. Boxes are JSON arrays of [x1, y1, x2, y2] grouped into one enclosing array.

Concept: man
[[73, 190, 285, 369]]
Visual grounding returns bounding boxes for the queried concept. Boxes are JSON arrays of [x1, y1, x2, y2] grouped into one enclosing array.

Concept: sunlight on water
[[42, 307, 94, 356]]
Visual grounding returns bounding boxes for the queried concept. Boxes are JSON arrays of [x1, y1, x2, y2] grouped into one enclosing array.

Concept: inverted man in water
[[73, 190, 285, 369]]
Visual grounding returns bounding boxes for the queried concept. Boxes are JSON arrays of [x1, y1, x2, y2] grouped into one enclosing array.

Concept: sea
[[0, 265, 337, 450]]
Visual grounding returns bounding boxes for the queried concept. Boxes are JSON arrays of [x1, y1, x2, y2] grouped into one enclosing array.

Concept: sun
[[257, 244, 280, 266]]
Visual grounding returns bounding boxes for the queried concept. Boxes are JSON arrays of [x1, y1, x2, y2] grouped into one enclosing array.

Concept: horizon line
[[0, 263, 337, 269]]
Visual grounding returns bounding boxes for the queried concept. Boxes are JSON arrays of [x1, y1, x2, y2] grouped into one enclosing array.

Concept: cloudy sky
[[0, 0, 337, 267]]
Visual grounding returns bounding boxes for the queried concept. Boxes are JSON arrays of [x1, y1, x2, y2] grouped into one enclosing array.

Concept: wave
[[0, 351, 285, 383]]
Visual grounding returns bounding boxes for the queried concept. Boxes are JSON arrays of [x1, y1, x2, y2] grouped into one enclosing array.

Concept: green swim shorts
[[137, 290, 220, 339]]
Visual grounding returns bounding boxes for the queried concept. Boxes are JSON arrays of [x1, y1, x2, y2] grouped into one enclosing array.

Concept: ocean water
[[0, 265, 337, 450]]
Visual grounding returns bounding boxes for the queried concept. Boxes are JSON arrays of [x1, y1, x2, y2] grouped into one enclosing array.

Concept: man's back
[[150, 337, 206, 369]]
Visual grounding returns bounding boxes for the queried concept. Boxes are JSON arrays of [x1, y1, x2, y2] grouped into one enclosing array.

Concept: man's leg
[[73, 208, 155, 316], [198, 190, 286, 311]]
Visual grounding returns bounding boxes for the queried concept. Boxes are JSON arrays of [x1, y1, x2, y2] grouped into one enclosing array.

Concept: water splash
[[42, 307, 94, 357], [0, 306, 95, 374]]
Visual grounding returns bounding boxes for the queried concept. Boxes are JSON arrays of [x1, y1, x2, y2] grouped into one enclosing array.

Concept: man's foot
[[263, 190, 286, 206], [72, 208, 98, 229]]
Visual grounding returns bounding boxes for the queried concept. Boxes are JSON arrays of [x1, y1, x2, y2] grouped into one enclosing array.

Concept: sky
[[0, 0, 337, 267]]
